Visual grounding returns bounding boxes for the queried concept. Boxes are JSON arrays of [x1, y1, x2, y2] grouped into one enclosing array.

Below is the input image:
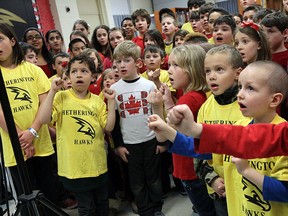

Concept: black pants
[[125, 139, 163, 216], [9, 155, 59, 216]]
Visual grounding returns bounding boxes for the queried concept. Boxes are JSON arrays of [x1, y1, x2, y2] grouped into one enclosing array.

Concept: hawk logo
[[7, 86, 32, 103], [0, 8, 26, 26], [71, 116, 95, 139], [242, 177, 271, 211]]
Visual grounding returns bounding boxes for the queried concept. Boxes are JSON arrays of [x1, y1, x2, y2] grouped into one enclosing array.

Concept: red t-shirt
[[172, 91, 207, 180]]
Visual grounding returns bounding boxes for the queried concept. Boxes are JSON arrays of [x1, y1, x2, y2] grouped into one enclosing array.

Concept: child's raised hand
[[160, 83, 174, 109], [148, 114, 170, 142], [232, 157, 250, 176], [167, 104, 202, 138], [147, 89, 163, 106], [102, 88, 115, 100], [51, 77, 63, 91]]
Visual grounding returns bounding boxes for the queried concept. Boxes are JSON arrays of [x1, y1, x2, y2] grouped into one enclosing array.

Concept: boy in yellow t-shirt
[[49, 52, 69, 83], [226, 61, 288, 216], [197, 45, 245, 216], [40, 54, 116, 215]]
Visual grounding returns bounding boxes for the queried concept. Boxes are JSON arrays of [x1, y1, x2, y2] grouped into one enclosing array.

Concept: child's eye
[[238, 85, 242, 90], [217, 67, 224, 72], [205, 69, 210, 74], [248, 86, 254, 91]]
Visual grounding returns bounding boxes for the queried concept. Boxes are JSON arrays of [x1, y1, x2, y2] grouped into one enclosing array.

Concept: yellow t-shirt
[[224, 115, 288, 216], [48, 74, 58, 83], [208, 37, 215, 44], [165, 43, 173, 55], [197, 95, 246, 193], [0, 62, 54, 167], [181, 22, 194, 33], [51, 89, 108, 179]]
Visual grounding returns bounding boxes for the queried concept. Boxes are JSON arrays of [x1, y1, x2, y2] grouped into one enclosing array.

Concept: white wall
[[49, 0, 80, 50], [153, 0, 215, 11], [110, 0, 130, 15]]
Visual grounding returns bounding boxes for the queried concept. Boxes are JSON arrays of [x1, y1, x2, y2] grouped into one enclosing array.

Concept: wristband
[[28, 128, 39, 138]]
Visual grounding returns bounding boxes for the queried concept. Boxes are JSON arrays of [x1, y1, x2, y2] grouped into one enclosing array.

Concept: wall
[[153, 0, 215, 11]]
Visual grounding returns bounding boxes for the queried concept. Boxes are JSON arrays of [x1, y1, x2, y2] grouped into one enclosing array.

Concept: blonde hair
[[171, 45, 208, 92], [101, 68, 113, 89], [249, 61, 288, 99], [113, 41, 141, 61]]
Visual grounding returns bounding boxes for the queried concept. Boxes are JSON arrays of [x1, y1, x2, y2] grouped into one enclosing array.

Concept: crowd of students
[[0, 0, 288, 215]]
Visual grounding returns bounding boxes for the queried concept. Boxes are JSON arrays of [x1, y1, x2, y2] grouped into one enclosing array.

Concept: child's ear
[[270, 93, 283, 108], [10, 37, 16, 46], [135, 58, 143, 68], [52, 64, 56, 70], [234, 67, 243, 80]]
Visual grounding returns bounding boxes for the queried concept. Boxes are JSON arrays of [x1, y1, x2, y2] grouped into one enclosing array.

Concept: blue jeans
[[182, 179, 216, 216], [74, 183, 109, 216]]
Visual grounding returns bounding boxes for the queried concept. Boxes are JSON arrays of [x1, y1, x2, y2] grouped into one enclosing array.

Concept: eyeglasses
[[26, 35, 42, 41]]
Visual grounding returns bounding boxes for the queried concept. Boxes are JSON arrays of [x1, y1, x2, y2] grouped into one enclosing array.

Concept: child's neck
[[253, 111, 277, 124], [272, 43, 287, 54], [71, 88, 90, 99], [164, 34, 174, 44], [0, 58, 16, 69]]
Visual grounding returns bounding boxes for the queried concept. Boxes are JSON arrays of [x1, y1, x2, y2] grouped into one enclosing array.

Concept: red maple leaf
[[125, 94, 141, 115]]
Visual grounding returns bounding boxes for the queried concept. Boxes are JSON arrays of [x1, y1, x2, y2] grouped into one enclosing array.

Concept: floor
[[1, 186, 197, 216]]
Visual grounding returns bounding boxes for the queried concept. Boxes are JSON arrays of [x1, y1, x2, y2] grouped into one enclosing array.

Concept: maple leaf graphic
[[125, 94, 141, 115]]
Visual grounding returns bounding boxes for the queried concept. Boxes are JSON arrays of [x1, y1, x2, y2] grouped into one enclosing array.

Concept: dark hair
[[131, 8, 151, 27], [199, 3, 216, 15], [208, 7, 229, 19], [159, 8, 175, 23], [173, 29, 189, 47], [23, 27, 53, 71], [82, 48, 103, 74], [253, 8, 273, 23], [261, 11, 288, 33], [121, 17, 132, 27], [70, 30, 92, 48], [52, 52, 69, 65], [68, 38, 86, 51], [72, 19, 89, 31], [0, 23, 24, 65], [190, 11, 200, 21], [45, 29, 64, 43], [66, 54, 96, 76], [91, 25, 110, 56], [233, 13, 243, 22], [143, 45, 165, 59], [187, 0, 206, 9], [143, 29, 165, 51], [19, 42, 38, 56], [213, 15, 237, 34], [243, 5, 262, 14]]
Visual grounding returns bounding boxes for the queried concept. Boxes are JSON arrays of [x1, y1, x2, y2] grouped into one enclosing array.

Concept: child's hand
[[167, 104, 203, 138], [156, 145, 167, 154], [147, 89, 163, 106], [115, 146, 130, 163], [152, 68, 160, 80], [51, 77, 63, 92], [24, 145, 35, 159], [160, 84, 174, 110], [211, 177, 226, 197], [102, 88, 115, 100], [18, 129, 34, 149], [148, 114, 166, 132], [232, 157, 250, 176]]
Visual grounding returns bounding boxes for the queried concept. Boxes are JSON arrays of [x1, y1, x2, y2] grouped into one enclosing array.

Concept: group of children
[[0, 0, 288, 216]]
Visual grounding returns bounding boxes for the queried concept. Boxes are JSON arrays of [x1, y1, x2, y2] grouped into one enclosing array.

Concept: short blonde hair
[[248, 61, 288, 99], [170, 45, 208, 92], [113, 41, 141, 61]]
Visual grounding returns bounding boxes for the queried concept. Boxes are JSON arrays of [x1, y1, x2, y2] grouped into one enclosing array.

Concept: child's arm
[[39, 77, 63, 124], [232, 157, 264, 189], [102, 88, 116, 132], [233, 157, 288, 202]]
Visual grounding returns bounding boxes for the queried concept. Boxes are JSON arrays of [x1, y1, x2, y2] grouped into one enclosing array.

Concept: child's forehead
[[205, 53, 230, 64], [162, 16, 175, 23], [214, 23, 232, 29], [56, 56, 69, 62], [73, 41, 85, 47], [136, 15, 146, 20]]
